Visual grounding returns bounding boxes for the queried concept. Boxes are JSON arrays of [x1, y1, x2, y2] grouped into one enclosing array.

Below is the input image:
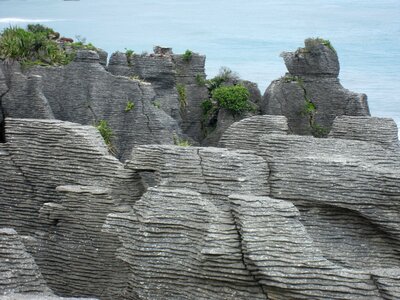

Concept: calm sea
[[1, 0, 399, 131]]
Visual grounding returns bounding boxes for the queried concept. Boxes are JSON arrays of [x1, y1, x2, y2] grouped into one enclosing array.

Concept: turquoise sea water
[[1, 0, 399, 129]]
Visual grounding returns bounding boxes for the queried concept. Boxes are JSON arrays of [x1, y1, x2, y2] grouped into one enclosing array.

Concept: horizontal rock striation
[[37, 185, 129, 299], [108, 47, 209, 142], [230, 194, 383, 299], [329, 115, 400, 149], [219, 115, 289, 150], [261, 38, 370, 136], [1, 51, 182, 160], [1, 118, 144, 298], [104, 188, 268, 300], [0, 228, 51, 296], [220, 114, 400, 297]]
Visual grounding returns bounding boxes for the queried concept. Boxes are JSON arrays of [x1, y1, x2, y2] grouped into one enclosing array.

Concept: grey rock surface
[[1, 51, 181, 160], [219, 115, 289, 149], [0, 228, 51, 296], [281, 38, 340, 77], [108, 48, 209, 141], [261, 38, 370, 135], [37, 185, 129, 299], [329, 115, 400, 148], [2, 73, 54, 119], [1, 118, 143, 298], [202, 108, 258, 146], [230, 194, 383, 299]]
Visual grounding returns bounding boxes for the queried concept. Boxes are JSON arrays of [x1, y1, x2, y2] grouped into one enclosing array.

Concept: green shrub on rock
[[211, 85, 251, 113], [0, 25, 72, 66]]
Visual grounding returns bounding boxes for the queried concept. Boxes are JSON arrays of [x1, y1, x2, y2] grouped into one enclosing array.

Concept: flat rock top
[[55, 185, 110, 195]]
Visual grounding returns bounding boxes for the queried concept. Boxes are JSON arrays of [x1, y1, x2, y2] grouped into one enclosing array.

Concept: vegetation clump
[[125, 101, 135, 112], [0, 25, 73, 66], [182, 49, 193, 62], [0, 24, 100, 67], [173, 134, 191, 147], [211, 85, 251, 114], [177, 84, 187, 110], [305, 37, 336, 53], [125, 48, 134, 66], [95, 120, 116, 154]]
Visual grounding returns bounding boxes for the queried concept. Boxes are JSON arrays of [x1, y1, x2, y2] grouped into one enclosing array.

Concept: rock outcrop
[[1, 38, 399, 300], [1, 118, 142, 299], [108, 46, 209, 142], [0, 51, 183, 160], [261, 38, 370, 136]]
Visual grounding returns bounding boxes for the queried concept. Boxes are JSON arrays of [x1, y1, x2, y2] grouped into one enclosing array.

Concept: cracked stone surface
[[1, 118, 142, 298], [260, 38, 370, 135], [108, 48, 209, 142], [0, 51, 181, 160]]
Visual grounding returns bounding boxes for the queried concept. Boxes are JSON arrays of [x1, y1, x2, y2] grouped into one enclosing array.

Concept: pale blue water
[[1, 0, 399, 130]]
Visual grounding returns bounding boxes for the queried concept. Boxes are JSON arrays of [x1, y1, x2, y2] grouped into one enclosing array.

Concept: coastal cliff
[[0, 30, 399, 300]]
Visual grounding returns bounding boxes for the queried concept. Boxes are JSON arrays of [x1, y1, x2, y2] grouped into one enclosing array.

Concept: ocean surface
[[1, 0, 399, 130]]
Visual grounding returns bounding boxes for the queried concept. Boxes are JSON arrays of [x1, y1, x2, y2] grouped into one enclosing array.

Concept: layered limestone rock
[[219, 115, 289, 149], [261, 38, 370, 136], [105, 145, 271, 299], [0, 51, 182, 160], [37, 185, 129, 299], [329, 115, 400, 148], [0, 228, 51, 296], [0, 228, 97, 300], [1, 118, 143, 298], [220, 114, 400, 298], [108, 47, 209, 141]]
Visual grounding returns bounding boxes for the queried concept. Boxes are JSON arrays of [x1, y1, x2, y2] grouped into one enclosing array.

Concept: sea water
[[0, 0, 399, 129]]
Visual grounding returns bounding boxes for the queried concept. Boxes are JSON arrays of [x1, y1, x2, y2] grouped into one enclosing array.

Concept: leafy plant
[[195, 73, 206, 86], [96, 120, 113, 146], [27, 24, 54, 35], [125, 100, 135, 112], [211, 85, 251, 113], [125, 48, 134, 66], [173, 134, 191, 147], [0, 25, 72, 66], [153, 101, 161, 109], [177, 84, 187, 110], [182, 49, 193, 62], [201, 99, 214, 115]]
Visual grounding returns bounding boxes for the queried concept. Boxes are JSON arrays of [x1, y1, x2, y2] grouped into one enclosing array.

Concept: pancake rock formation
[[0, 35, 399, 300], [261, 38, 370, 136]]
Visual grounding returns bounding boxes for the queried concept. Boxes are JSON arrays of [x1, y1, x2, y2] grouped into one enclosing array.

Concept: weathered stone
[[261, 38, 370, 135], [230, 194, 383, 299], [219, 115, 289, 150], [329, 115, 399, 149], [2, 73, 54, 119], [126, 145, 269, 197], [36, 185, 129, 299], [104, 188, 268, 300], [173, 53, 209, 141], [0, 228, 51, 296], [108, 48, 209, 142], [1, 51, 181, 160], [3, 118, 143, 233], [281, 38, 340, 77]]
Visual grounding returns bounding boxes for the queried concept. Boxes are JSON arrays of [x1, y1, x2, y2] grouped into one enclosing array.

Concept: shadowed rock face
[[108, 47, 209, 142], [0, 228, 51, 296], [0, 50, 183, 161], [261, 38, 370, 136]]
